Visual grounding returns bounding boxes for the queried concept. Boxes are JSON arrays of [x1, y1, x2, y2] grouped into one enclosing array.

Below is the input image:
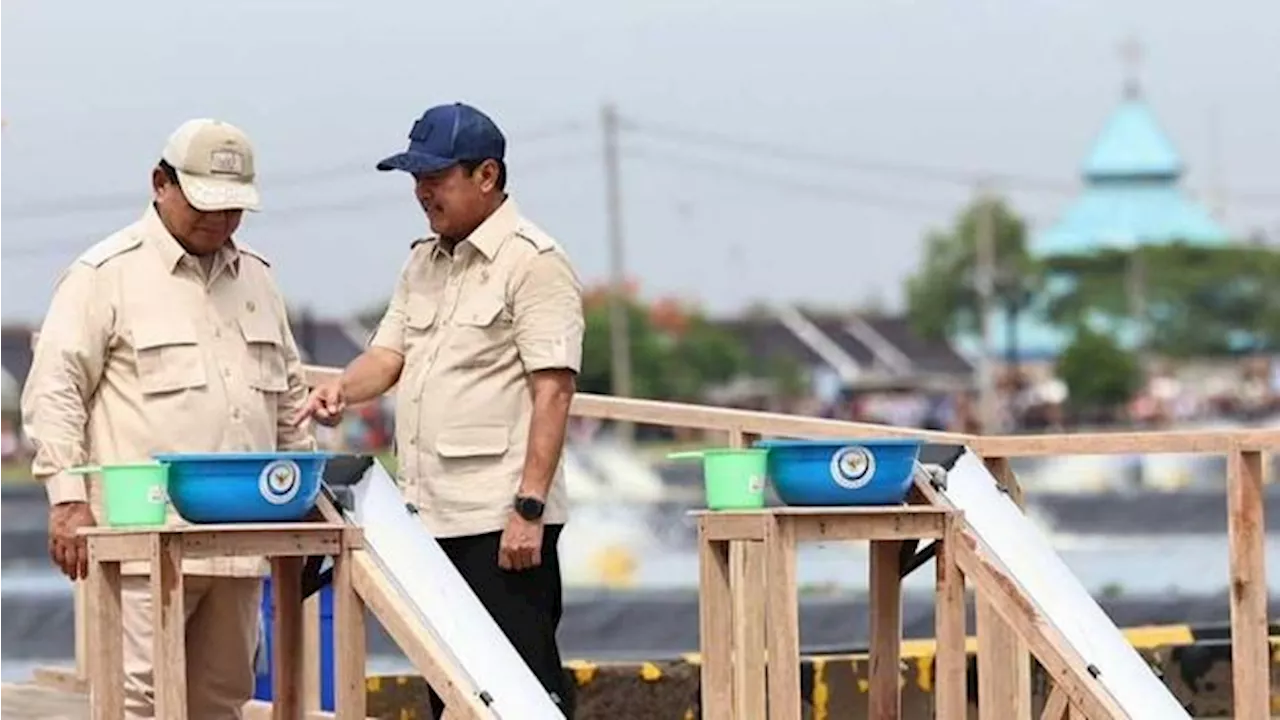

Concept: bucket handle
[[665, 451, 705, 461], [65, 465, 102, 475]]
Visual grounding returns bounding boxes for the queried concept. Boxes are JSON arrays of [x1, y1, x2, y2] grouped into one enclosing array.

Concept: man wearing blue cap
[[298, 103, 583, 717]]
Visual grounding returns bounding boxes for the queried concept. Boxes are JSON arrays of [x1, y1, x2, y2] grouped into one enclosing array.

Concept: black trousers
[[427, 523, 575, 719]]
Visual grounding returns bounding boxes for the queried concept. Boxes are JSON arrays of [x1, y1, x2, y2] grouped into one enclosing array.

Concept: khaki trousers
[[120, 574, 263, 719]]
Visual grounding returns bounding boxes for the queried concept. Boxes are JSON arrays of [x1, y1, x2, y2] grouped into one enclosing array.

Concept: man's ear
[[478, 159, 501, 193], [151, 167, 169, 201]]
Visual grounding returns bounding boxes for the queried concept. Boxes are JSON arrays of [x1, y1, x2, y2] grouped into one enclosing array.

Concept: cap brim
[[176, 171, 262, 212], [375, 150, 459, 174]]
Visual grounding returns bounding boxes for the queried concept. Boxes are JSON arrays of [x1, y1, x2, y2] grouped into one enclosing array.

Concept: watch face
[[517, 496, 544, 519]]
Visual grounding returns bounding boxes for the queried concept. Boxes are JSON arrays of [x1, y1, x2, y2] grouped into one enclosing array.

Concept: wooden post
[[869, 540, 903, 719], [934, 513, 968, 719], [271, 557, 305, 720], [978, 455, 1032, 720], [765, 515, 801, 720], [150, 535, 187, 719], [88, 554, 124, 720], [729, 541, 767, 717], [697, 517, 734, 720], [1227, 444, 1269, 719], [333, 535, 368, 718]]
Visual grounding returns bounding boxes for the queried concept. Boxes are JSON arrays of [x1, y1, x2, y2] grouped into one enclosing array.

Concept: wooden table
[[80, 521, 366, 720], [693, 505, 967, 720]]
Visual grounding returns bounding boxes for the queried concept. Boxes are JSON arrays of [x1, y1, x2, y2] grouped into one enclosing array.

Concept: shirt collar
[[430, 197, 520, 262], [140, 204, 242, 277]]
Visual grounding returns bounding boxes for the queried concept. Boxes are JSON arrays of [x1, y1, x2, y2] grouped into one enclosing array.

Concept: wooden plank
[[729, 541, 766, 719], [1039, 684, 1069, 720], [978, 456, 1032, 720], [868, 540, 903, 719], [304, 363, 971, 445], [1, 682, 356, 719], [150, 535, 187, 720], [696, 521, 733, 720], [87, 558, 123, 720], [303, 595, 322, 712], [79, 521, 348, 536], [271, 557, 305, 720], [792, 511, 946, 542], [349, 551, 489, 719], [765, 516, 802, 720], [699, 514, 768, 541], [82, 528, 344, 562], [1227, 446, 1270, 720], [934, 514, 967, 720], [333, 546, 368, 719], [74, 581, 88, 680], [952, 533, 1127, 720]]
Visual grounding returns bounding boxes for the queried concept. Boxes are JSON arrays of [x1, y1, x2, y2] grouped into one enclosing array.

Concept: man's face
[[152, 169, 243, 255], [413, 160, 499, 240]]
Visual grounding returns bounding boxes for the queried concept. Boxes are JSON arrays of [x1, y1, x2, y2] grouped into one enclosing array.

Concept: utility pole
[[974, 182, 1002, 434], [602, 102, 634, 444]]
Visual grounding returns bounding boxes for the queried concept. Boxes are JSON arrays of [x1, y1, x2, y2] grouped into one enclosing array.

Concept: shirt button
[[213, 328, 221, 339], [231, 408, 242, 421], [223, 367, 232, 378]]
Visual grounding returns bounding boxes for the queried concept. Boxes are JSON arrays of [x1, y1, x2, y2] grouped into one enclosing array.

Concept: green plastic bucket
[[67, 461, 170, 527], [667, 448, 768, 510]]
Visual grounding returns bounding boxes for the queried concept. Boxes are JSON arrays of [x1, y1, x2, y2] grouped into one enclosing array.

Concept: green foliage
[[1043, 243, 1280, 357], [579, 300, 751, 402], [1055, 324, 1142, 411], [905, 196, 1035, 341]]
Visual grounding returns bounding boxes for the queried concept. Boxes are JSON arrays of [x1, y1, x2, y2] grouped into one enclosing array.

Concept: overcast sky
[[3, 0, 1278, 324]]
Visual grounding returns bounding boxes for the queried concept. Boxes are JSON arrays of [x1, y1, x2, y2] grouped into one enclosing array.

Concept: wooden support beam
[[1227, 445, 1270, 719], [977, 455, 1032, 720], [952, 532, 1127, 720]]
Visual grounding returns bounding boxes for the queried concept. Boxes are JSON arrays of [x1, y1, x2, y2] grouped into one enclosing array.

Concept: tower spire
[[1119, 35, 1144, 99]]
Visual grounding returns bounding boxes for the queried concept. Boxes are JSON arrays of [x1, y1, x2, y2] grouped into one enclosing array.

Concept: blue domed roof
[[1081, 96, 1184, 180]]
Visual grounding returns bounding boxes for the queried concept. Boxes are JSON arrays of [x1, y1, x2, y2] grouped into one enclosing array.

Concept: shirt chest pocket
[[237, 312, 289, 393], [451, 294, 511, 367], [132, 318, 207, 395]]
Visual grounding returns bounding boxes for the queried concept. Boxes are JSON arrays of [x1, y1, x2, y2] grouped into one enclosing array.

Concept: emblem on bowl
[[259, 459, 302, 505], [829, 446, 876, 490]]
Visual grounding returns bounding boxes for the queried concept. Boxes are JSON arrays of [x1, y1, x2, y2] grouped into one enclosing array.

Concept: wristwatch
[[514, 495, 545, 522]]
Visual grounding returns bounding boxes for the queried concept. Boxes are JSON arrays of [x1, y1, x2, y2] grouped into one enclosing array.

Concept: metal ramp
[[923, 448, 1191, 719], [322, 457, 565, 720]]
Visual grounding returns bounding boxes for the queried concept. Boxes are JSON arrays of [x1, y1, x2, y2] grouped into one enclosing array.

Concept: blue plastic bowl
[[754, 438, 923, 506], [152, 451, 333, 524]]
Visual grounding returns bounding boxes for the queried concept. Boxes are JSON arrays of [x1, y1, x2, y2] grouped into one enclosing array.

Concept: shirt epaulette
[[513, 222, 557, 253], [75, 231, 143, 268], [237, 242, 271, 267]]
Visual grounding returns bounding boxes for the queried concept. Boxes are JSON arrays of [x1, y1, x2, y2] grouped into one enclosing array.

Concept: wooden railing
[[49, 363, 1276, 718], [300, 364, 1279, 719]]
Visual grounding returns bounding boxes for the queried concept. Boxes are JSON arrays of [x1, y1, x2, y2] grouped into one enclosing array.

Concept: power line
[[622, 116, 1075, 195], [2, 122, 589, 221], [625, 146, 961, 217], [2, 151, 598, 260], [621, 115, 1280, 208]]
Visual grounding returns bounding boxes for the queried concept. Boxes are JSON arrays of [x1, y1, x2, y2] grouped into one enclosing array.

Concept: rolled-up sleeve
[[271, 291, 317, 452], [511, 250, 585, 374], [20, 265, 111, 505], [368, 261, 412, 355]]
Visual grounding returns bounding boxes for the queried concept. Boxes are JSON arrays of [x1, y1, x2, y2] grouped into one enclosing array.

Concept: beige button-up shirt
[[370, 198, 584, 538], [21, 205, 314, 577]]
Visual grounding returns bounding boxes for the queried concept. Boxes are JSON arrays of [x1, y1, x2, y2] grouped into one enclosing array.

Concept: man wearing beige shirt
[[298, 102, 584, 718], [21, 118, 314, 719]]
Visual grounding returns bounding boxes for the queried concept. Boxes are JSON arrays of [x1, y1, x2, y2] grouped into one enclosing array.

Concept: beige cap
[[161, 119, 262, 212]]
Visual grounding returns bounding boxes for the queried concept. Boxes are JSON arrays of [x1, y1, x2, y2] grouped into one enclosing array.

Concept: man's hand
[[49, 501, 97, 580], [294, 381, 346, 427], [498, 513, 544, 572]]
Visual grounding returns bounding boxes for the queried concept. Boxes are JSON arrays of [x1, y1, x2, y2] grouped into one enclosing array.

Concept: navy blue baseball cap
[[376, 103, 506, 174]]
